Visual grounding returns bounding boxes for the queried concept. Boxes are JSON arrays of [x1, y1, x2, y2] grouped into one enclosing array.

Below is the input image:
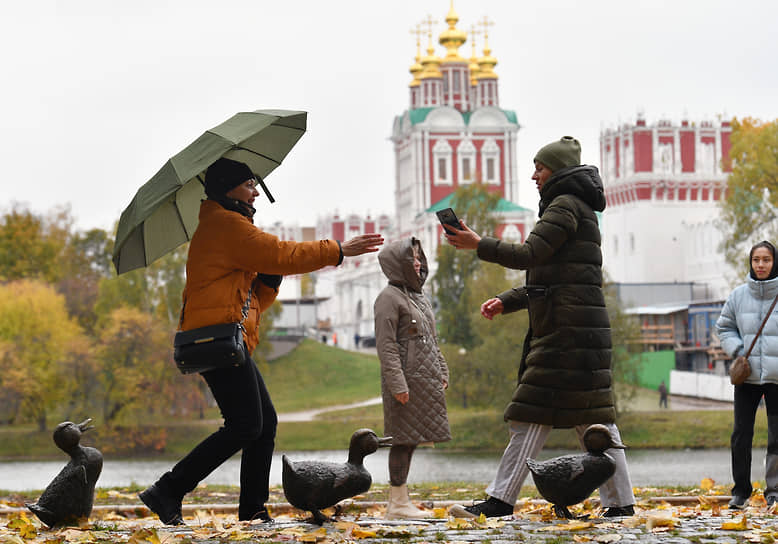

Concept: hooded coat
[[181, 199, 342, 354], [374, 238, 451, 445], [476, 165, 615, 428]]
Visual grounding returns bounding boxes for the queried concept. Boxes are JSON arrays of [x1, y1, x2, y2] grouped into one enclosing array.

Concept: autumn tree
[[432, 183, 528, 408], [433, 183, 502, 349], [0, 207, 69, 283], [0, 280, 84, 429], [93, 306, 177, 424], [603, 279, 643, 413], [57, 227, 114, 331], [442, 259, 527, 409], [719, 117, 778, 270]]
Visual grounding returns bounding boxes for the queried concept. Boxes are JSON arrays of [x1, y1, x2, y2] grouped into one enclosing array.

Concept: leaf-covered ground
[[1, 480, 775, 543]]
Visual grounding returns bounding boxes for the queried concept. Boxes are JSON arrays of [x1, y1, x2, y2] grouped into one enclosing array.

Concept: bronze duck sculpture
[[282, 428, 391, 524], [27, 419, 103, 527], [526, 424, 625, 519]]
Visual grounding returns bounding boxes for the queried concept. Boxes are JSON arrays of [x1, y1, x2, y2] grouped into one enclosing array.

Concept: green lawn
[[262, 339, 381, 413], [0, 339, 750, 458]]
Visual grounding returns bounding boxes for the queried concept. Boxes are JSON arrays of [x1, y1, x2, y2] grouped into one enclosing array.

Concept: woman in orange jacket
[[139, 158, 383, 525]]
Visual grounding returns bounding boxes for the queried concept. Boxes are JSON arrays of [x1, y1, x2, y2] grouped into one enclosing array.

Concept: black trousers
[[731, 382, 778, 499], [158, 358, 277, 519]]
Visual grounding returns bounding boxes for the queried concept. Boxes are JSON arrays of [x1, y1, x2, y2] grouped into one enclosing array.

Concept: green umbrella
[[112, 109, 306, 274]]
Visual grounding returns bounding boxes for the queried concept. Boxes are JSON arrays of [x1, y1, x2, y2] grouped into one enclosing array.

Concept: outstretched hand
[[341, 233, 384, 256], [480, 297, 504, 320], [444, 220, 481, 250]]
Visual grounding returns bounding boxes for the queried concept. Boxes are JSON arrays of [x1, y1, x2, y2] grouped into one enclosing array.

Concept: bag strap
[[178, 288, 252, 330], [745, 292, 778, 358]]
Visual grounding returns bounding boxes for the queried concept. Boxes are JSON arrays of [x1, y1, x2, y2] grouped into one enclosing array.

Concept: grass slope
[[262, 339, 381, 413]]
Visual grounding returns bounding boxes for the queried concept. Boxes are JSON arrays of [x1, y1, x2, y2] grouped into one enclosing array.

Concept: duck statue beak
[[610, 441, 627, 450], [77, 418, 94, 432], [377, 436, 393, 448]]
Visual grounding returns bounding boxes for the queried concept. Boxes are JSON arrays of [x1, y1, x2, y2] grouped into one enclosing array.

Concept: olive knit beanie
[[204, 158, 254, 199], [534, 136, 582, 173]]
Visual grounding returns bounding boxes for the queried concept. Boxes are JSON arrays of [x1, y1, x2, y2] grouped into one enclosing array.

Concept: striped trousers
[[485, 421, 635, 508]]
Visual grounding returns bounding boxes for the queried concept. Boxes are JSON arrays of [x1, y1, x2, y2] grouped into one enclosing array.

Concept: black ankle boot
[[139, 483, 184, 526]]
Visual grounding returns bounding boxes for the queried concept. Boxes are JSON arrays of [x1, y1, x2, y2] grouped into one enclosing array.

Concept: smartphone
[[436, 207, 462, 233]]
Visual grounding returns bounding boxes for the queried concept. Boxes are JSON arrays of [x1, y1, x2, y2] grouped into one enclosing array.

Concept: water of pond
[[0, 448, 758, 492]]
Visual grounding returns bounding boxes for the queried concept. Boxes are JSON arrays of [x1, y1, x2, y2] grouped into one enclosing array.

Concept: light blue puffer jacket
[[717, 275, 778, 384]]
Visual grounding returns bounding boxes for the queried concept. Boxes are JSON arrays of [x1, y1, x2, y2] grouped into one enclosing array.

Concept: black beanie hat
[[204, 158, 254, 199], [749, 240, 778, 281], [534, 136, 582, 173]]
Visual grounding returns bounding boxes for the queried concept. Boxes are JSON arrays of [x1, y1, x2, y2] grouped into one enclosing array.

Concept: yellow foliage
[[700, 478, 715, 490], [538, 520, 594, 532], [721, 514, 750, 531]]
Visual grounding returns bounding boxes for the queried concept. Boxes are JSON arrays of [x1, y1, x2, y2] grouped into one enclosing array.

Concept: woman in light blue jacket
[[717, 240, 778, 510]]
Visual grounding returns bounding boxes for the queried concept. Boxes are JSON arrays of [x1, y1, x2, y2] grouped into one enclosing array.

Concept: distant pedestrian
[[658, 381, 668, 409], [354, 333, 361, 348], [375, 238, 451, 519], [717, 240, 778, 510]]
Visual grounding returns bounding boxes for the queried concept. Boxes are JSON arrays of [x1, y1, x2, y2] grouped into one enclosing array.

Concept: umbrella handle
[[256, 175, 275, 203]]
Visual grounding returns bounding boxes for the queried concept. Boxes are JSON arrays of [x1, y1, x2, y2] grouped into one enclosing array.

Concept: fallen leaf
[[595, 534, 623, 543], [700, 478, 715, 491], [351, 527, 377, 539], [128, 527, 161, 544], [433, 507, 448, 519], [300, 527, 328, 542], [721, 514, 750, 531], [645, 512, 677, 530], [538, 521, 594, 531]]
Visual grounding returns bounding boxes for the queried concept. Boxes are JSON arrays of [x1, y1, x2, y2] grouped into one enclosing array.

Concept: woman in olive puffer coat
[[444, 137, 635, 519]]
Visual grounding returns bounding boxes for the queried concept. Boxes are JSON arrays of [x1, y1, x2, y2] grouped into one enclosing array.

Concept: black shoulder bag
[[173, 289, 252, 375]]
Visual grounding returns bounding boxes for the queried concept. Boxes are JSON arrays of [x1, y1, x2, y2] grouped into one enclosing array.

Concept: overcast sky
[[3, 0, 777, 233]]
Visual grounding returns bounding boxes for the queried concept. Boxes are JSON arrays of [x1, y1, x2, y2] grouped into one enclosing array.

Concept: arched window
[[433, 139, 453, 185], [458, 139, 476, 184], [481, 139, 500, 184]]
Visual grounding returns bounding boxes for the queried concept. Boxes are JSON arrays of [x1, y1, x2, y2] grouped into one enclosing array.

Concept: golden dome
[[420, 27, 442, 79], [476, 18, 498, 80], [439, 1, 466, 63]]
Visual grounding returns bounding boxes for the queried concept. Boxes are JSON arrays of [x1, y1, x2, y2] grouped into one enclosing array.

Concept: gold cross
[[478, 15, 495, 43], [410, 23, 424, 52], [421, 14, 437, 44], [469, 24, 481, 56]]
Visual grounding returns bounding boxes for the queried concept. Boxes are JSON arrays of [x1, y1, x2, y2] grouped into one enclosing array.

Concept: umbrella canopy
[[113, 109, 306, 274]]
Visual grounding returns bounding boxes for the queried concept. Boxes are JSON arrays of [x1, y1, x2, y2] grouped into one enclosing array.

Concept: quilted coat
[[476, 165, 616, 428], [374, 238, 451, 445], [717, 275, 778, 384], [181, 199, 342, 354]]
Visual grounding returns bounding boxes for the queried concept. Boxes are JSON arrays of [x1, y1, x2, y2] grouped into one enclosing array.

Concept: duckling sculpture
[[282, 428, 391, 524], [526, 424, 625, 519], [26, 419, 103, 527]]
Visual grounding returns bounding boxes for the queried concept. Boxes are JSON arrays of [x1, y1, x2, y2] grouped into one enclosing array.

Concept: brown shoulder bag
[[730, 293, 778, 385]]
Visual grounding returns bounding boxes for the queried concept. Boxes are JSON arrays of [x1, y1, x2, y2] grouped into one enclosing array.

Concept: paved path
[[278, 397, 382, 422], [2, 497, 769, 543]]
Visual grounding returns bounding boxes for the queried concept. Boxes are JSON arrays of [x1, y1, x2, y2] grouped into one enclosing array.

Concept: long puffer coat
[[182, 199, 342, 354], [717, 275, 778, 384], [374, 238, 451, 445], [476, 165, 615, 428]]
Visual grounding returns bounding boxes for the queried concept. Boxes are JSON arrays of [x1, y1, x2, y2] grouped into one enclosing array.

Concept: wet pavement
[[2, 496, 776, 543]]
